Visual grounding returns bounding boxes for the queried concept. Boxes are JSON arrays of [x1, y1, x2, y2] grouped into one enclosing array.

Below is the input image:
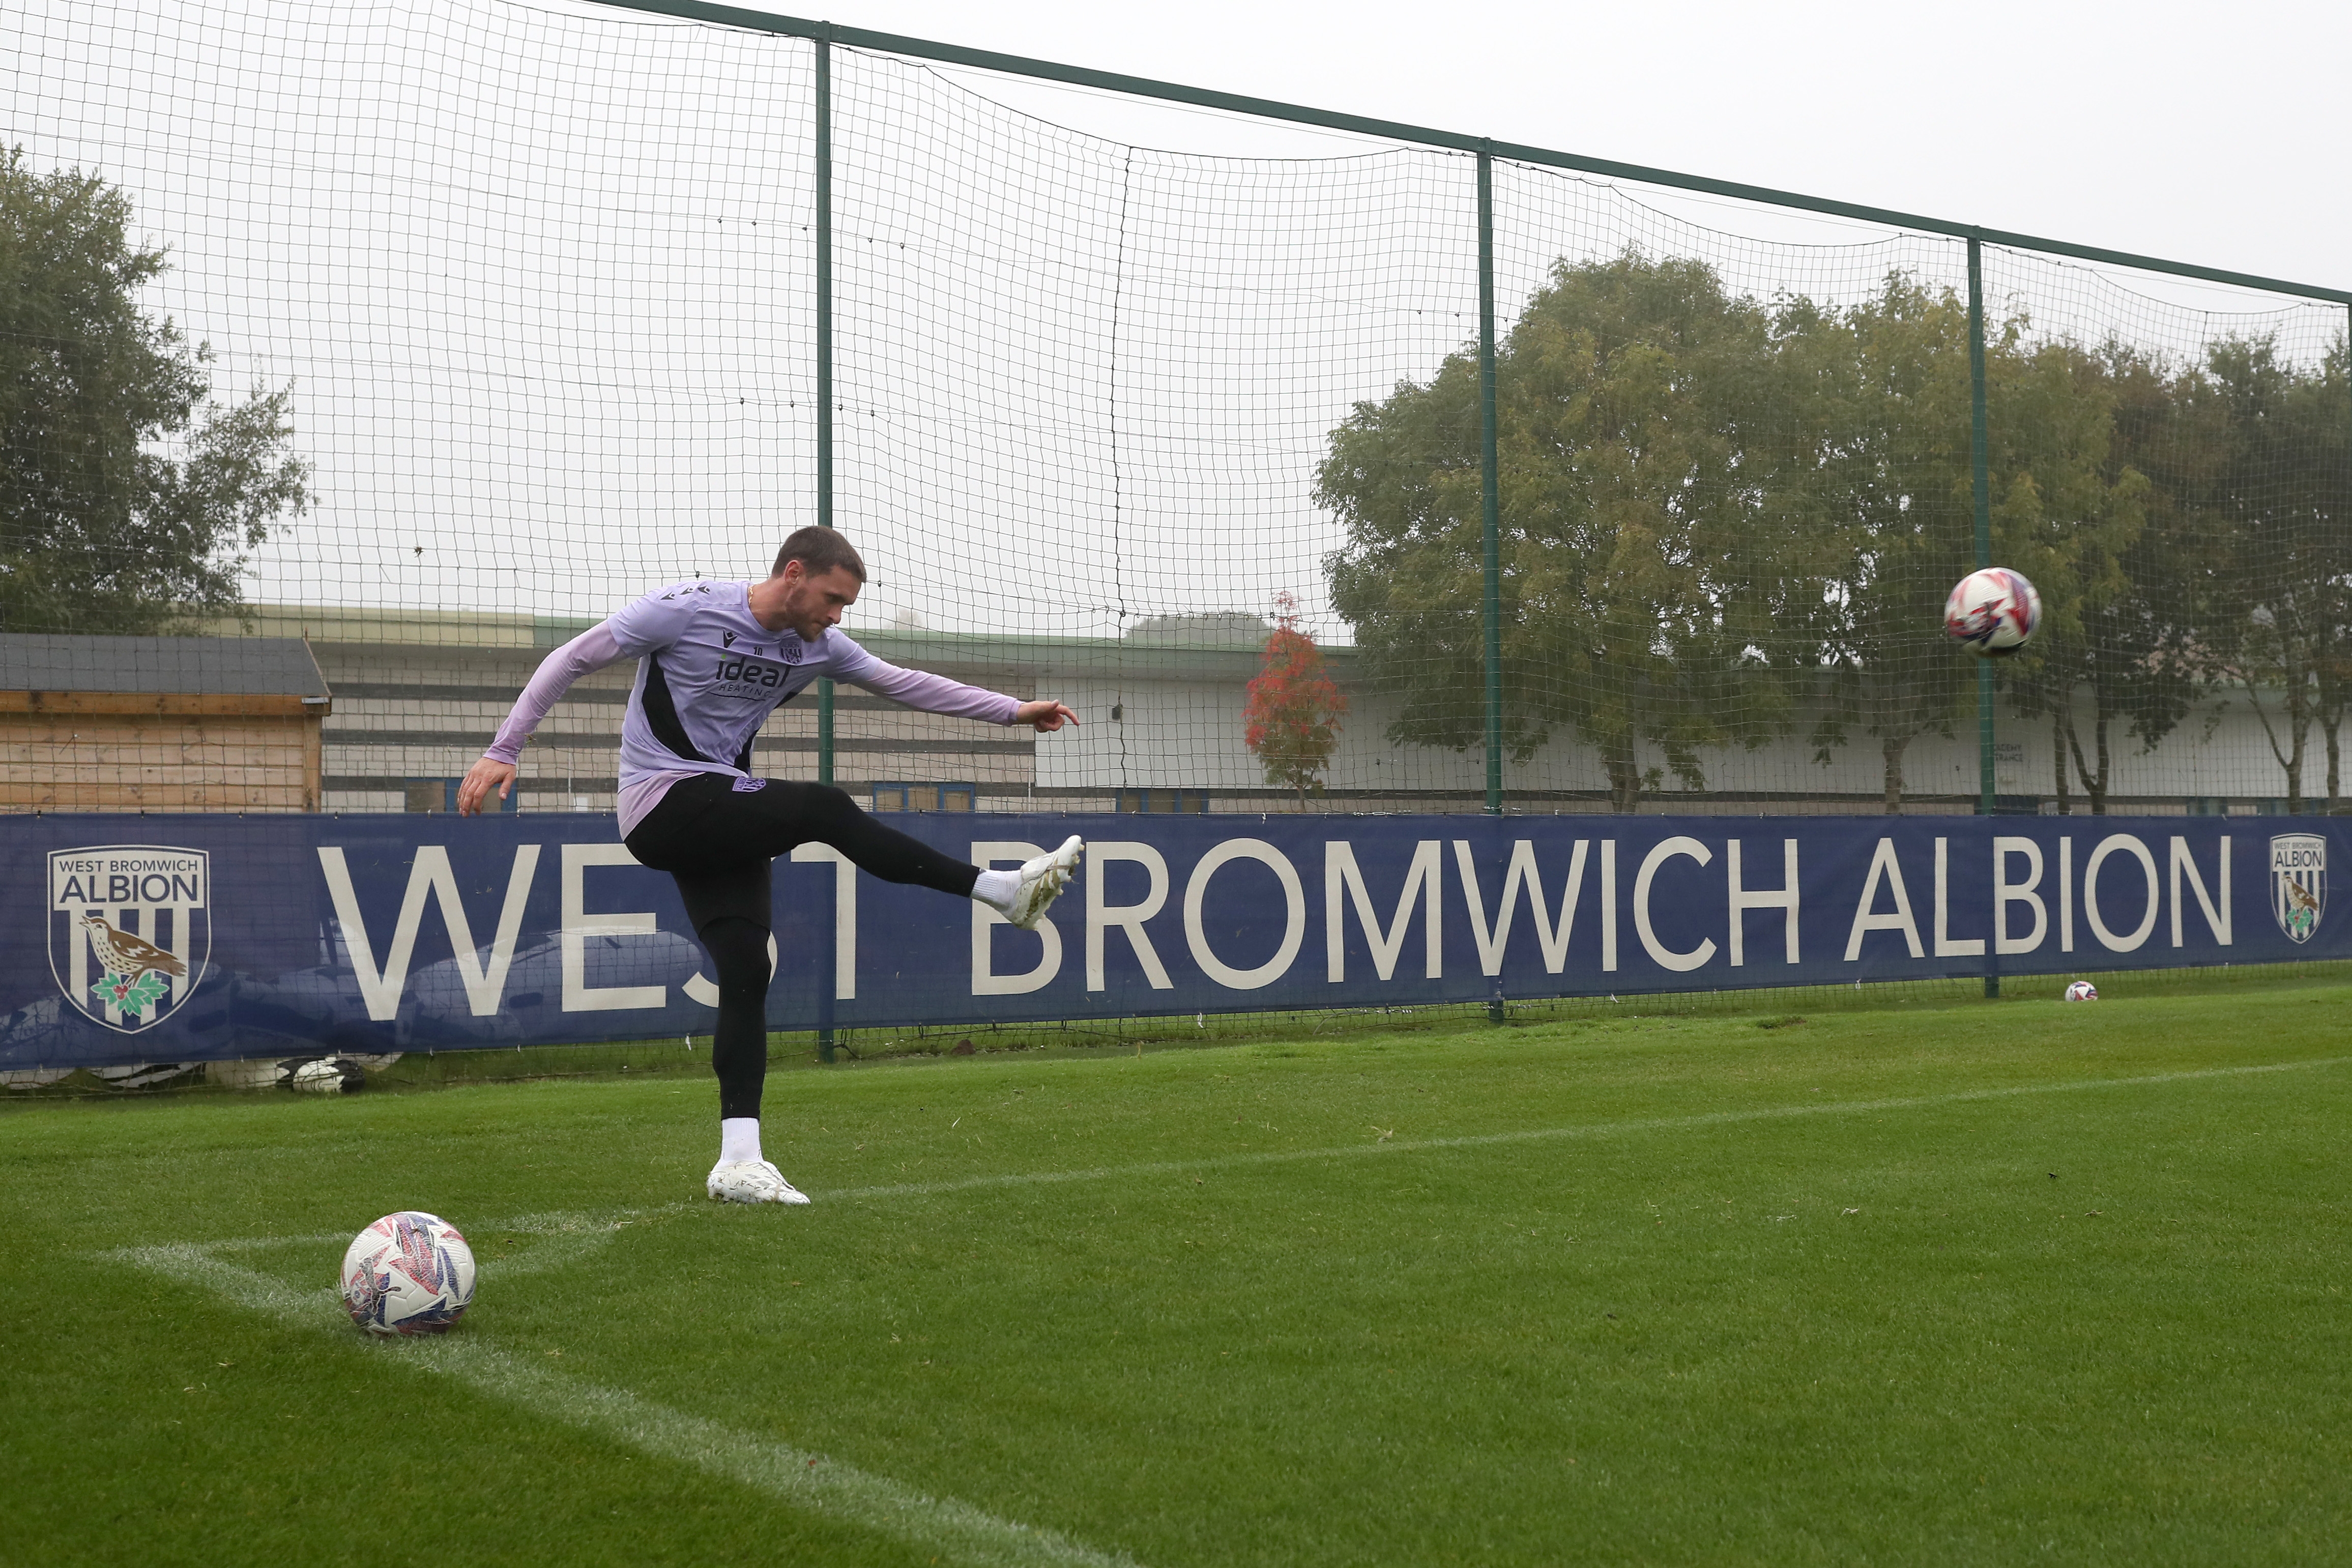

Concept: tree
[[1242, 591, 1348, 804], [1321, 251, 1798, 812], [1782, 277, 2145, 812], [0, 149, 307, 634], [2006, 344, 2212, 814], [1771, 276, 1982, 811], [2192, 335, 2349, 814], [2289, 336, 2352, 811]]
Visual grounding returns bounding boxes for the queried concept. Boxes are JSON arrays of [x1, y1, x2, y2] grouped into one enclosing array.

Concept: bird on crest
[[2285, 876, 2320, 917], [80, 914, 188, 980]]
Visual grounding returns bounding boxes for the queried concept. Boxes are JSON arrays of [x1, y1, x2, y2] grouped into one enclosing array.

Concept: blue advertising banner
[[1, 812, 2336, 1068]]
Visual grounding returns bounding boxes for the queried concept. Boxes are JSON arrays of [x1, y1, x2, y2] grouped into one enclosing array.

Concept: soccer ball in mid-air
[[2064, 980, 2098, 1002], [341, 1211, 475, 1335], [1944, 567, 2042, 657]]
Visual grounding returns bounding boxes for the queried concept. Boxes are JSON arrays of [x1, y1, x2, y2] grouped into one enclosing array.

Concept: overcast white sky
[[660, 0, 2350, 304]]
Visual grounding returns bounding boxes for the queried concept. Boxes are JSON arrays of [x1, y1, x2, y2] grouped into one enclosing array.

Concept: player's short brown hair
[[772, 525, 866, 583]]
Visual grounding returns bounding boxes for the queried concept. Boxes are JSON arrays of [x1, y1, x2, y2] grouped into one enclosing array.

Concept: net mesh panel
[[1977, 245, 2349, 813], [1, 0, 2347, 820], [1453, 167, 1983, 812], [4, 0, 819, 811], [829, 48, 1475, 803]]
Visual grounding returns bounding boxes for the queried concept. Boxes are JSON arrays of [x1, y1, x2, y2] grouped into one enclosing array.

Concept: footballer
[[458, 526, 1083, 1205]]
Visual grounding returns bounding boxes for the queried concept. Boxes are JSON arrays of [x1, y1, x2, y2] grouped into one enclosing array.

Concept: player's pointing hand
[[1014, 700, 1080, 733]]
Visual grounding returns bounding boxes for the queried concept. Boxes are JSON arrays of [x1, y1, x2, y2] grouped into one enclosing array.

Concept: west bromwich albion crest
[[2270, 833, 2326, 944], [47, 845, 211, 1033]]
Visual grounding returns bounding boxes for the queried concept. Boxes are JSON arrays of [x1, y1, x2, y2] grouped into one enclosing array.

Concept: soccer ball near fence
[[289, 1058, 364, 1095], [1944, 567, 2042, 657], [340, 1212, 475, 1335], [2064, 981, 2098, 1002]]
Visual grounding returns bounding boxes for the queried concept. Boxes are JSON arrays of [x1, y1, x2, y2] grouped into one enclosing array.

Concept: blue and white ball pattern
[[2063, 980, 2098, 1002], [341, 1211, 475, 1335]]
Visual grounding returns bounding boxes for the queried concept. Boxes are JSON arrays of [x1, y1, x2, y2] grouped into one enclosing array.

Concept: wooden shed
[[1, 635, 333, 812]]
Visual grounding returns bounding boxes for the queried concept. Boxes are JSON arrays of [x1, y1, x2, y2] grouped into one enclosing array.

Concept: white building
[[183, 605, 2333, 819]]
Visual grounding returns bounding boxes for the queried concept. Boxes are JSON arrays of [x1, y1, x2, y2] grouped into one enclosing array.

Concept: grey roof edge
[[0, 633, 331, 696]]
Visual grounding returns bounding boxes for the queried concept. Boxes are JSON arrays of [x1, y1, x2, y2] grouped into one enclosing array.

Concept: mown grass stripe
[[176, 1056, 2352, 1243], [825, 1053, 2352, 1203], [106, 1244, 1141, 1568]]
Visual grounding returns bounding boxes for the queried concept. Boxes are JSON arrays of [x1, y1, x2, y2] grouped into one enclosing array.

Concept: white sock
[[972, 867, 1020, 913], [719, 1117, 763, 1166]]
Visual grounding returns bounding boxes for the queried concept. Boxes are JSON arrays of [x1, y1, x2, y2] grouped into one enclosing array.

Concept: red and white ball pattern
[[2064, 980, 2098, 1002], [340, 1211, 475, 1335], [1944, 567, 2042, 657]]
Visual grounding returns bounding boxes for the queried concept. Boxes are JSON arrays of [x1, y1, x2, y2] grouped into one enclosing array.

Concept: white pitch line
[[106, 1244, 1141, 1568], [202, 1207, 675, 1254], [824, 1052, 2352, 1204]]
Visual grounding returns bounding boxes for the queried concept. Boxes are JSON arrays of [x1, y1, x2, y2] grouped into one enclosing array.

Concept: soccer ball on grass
[[1944, 567, 2042, 657], [340, 1211, 475, 1335], [2063, 980, 2098, 1002], [289, 1058, 364, 1094]]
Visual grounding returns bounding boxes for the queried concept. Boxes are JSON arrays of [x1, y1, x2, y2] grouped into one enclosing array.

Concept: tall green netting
[[1333, 165, 1986, 812], [3, 0, 2346, 818], [5, 0, 822, 811], [1976, 245, 2349, 814], [826, 47, 1476, 804]]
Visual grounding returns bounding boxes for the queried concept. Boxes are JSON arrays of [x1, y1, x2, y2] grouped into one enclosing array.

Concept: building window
[[1116, 787, 1209, 814], [872, 781, 977, 812], [2186, 797, 2227, 817]]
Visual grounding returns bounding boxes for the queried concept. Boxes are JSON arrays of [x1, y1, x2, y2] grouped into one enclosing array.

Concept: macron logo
[[723, 631, 738, 648]]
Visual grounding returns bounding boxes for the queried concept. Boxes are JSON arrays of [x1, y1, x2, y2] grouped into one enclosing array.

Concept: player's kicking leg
[[625, 776, 1083, 1204], [976, 834, 1085, 930]]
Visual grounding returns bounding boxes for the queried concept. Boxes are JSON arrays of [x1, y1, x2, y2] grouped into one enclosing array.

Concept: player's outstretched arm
[[461, 622, 631, 815], [849, 656, 1081, 734]]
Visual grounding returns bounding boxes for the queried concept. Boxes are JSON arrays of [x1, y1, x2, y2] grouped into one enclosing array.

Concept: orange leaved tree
[[1243, 592, 1349, 805]]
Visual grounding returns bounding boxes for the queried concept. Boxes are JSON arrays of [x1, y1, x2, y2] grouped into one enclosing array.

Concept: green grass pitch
[[7, 980, 2351, 1565]]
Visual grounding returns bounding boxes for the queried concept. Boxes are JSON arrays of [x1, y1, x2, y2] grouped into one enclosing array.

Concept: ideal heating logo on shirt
[[713, 655, 789, 689]]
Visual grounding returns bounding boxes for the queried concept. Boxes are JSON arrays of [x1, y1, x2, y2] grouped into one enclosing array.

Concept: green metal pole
[[815, 35, 836, 788], [1477, 147, 1505, 1025], [1478, 146, 1502, 819], [815, 35, 837, 1060], [1968, 236, 1998, 999], [1967, 238, 1993, 815], [817, 679, 835, 781], [816, 672, 836, 1062]]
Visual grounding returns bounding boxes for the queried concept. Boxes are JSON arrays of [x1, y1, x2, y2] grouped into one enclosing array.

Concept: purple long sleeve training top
[[482, 579, 1022, 835]]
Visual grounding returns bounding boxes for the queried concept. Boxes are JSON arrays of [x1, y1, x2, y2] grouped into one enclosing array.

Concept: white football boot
[[1006, 835, 1085, 931], [707, 1159, 811, 1205]]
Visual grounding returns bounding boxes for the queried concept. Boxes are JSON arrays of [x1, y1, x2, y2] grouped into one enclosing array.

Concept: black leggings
[[625, 775, 977, 1121]]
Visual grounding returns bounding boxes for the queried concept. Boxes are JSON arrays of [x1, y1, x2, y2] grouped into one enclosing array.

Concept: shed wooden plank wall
[[0, 700, 325, 811]]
